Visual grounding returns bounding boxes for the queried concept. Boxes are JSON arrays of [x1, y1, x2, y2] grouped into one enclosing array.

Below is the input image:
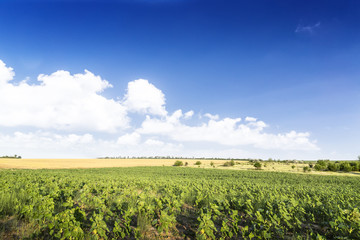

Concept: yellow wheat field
[[0, 158, 358, 177], [0, 158, 224, 169]]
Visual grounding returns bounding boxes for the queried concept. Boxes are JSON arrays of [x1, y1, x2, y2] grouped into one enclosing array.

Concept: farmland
[[1, 166, 360, 239]]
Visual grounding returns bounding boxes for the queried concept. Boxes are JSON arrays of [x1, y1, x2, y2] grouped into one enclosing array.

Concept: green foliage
[[314, 160, 330, 171], [195, 161, 202, 165], [1, 167, 360, 239], [340, 162, 352, 172], [196, 211, 216, 239], [314, 160, 360, 173], [254, 162, 262, 170], [303, 166, 311, 172], [328, 162, 340, 172], [156, 210, 176, 234], [223, 160, 235, 167], [291, 165, 296, 169], [0, 154, 21, 159], [173, 160, 183, 166]]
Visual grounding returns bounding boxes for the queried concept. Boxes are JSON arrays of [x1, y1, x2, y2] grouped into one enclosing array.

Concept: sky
[[0, 0, 359, 160]]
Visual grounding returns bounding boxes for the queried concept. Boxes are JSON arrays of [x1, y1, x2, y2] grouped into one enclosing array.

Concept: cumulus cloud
[[0, 131, 183, 158], [0, 60, 15, 84], [0, 62, 128, 132], [184, 110, 194, 119], [204, 113, 219, 120], [144, 139, 162, 146], [137, 111, 318, 151], [245, 116, 257, 122], [123, 79, 167, 116], [0, 58, 319, 158], [117, 132, 141, 145]]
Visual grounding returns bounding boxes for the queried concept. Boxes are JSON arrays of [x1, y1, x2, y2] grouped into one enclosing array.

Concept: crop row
[[0, 167, 359, 239]]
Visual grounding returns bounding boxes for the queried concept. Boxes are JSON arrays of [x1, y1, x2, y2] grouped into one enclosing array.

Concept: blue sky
[[0, 0, 359, 159]]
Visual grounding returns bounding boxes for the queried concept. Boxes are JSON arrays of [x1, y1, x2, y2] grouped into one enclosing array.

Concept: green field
[[1, 167, 359, 239]]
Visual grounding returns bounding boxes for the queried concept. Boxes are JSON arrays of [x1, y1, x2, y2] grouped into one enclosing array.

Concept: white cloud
[[0, 60, 15, 84], [245, 116, 257, 122], [0, 131, 184, 158], [0, 131, 97, 158], [204, 113, 219, 120], [117, 132, 141, 145], [295, 22, 321, 34], [138, 112, 318, 151], [0, 63, 129, 132], [0, 58, 320, 159], [184, 110, 194, 119], [145, 139, 165, 146], [123, 79, 167, 116]]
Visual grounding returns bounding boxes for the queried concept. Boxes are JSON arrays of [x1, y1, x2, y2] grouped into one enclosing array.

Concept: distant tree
[[349, 162, 360, 171], [223, 160, 235, 167], [195, 161, 202, 166], [303, 166, 311, 172], [173, 161, 183, 167], [314, 160, 329, 171], [210, 161, 214, 167], [358, 155, 360, 161], [185, 162, 188, 166], [340, 162, 352, 172], [291, 165, 296, 169], [254, 162, 262, 170], [327, 162, 340, 172]]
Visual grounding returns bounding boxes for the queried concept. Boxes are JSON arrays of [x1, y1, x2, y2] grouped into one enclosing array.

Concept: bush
[[303, 166, 311, 172], [185, 162, 188, 166], [327, 163, 340, 172], [291, 165, 295, 169], [340, 162, 352, 172], [254, 162, 262, 170], [210, 161, 214, 167], [350, 162, 360, 171], [173, 161, 183, 167], [314, 160, 329, 171], [223, 160, 235, 167], [195, 161, 202, 166]]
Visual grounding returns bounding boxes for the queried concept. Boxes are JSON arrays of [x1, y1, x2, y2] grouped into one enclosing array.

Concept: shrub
[[173, 161, 183, 167], [327, 162, 340, 172], [223, 160, 235, 167], [291, 165, 296, 169], [303, 166, 311, 172], [210, 161, 214, 167], [314, 160, 329, 171], [350, 162, 360, 171], [340, 162, 352, 172], [195, 161, 202, 166], [185, 162, 188, 166], [254, 162, 262, 170]]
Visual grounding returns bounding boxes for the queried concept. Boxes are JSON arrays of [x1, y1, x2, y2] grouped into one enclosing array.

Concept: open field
[[0, 158, 227, 169], [0, 158, 358, 177], [1, 167, 360, 239]]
